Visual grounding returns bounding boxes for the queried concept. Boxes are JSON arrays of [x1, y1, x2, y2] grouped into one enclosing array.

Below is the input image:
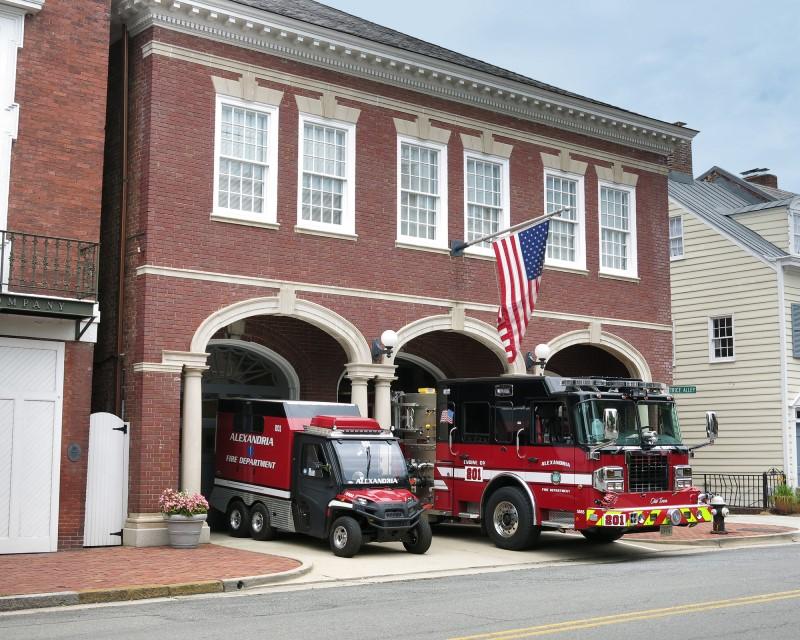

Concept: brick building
[[1, 0, 110, 552], [100, 0, 696, 546]]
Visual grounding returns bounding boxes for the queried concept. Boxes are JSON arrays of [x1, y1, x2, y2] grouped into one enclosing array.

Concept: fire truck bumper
[[580, 505, 712, 529]]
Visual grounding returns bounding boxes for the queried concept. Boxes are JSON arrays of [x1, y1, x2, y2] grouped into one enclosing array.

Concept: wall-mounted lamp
[[371, 329, 398, 363], [525, 343, 551, 374]]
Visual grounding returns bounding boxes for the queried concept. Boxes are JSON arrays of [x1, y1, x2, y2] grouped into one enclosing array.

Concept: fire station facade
[[100, 0, 694, 546]]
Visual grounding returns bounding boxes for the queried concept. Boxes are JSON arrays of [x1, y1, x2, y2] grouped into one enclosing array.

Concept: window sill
[[395, 241, 450, 255], [670, 255, 685, 262], [211, 212, 279, 230], [544, 264, 589, 276], [709, 358, 736, 364], [294, 225, 358, 241], [599, 272, 640, 283]]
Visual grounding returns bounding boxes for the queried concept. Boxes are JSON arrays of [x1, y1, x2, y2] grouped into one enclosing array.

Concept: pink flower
[[159, 488, 209, 516]]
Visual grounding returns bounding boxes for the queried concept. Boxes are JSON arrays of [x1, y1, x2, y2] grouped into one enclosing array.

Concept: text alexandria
[[229, 433, 274, 446]]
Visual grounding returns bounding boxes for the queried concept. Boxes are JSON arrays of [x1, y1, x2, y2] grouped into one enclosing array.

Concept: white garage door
[[0, 337, 64, 554]]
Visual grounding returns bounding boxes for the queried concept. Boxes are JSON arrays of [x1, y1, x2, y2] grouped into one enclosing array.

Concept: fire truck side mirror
[[603, 408, 619, 442], [705, 412, 719, 442]]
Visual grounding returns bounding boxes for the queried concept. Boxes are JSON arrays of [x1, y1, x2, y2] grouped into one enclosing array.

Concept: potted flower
[[159, 488, 209, 548], [772, 484, 797, 515]]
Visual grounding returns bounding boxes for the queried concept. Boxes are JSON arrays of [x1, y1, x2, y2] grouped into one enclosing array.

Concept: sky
[[321, 0, 800, 193]]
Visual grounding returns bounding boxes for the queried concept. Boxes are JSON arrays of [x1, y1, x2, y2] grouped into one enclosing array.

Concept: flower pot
[[773, 496, 796, 515], [164, 513, 207, 548]]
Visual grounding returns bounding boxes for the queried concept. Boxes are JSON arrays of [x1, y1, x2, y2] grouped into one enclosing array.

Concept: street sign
[[669, 385, 696, 394]]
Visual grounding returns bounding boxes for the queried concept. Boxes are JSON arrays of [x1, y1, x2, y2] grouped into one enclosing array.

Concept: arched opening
[[545, 344, 632, 378], [399, 330, 505, 380]]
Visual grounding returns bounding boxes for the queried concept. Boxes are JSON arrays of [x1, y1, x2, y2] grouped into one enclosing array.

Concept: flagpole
[[449, 207, 567, 257]]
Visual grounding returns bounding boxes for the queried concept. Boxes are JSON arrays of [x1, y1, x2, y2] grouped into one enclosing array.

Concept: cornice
[[114, 0, 694, 155]]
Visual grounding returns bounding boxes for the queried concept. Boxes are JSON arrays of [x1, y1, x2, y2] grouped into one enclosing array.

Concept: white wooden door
[[0, 338, 64, 554], [83, 413, 129, 547]]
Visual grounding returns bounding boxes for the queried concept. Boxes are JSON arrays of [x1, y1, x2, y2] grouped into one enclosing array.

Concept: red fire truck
[[394, 376, 717, 550], [209, 399, 431, 557]]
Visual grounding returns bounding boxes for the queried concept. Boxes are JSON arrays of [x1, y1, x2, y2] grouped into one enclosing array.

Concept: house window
[[213, 96, 279, 224], [599, 183, 637, 277], [545, 171, 585, 269], [464, 153, 509, 255], [669, 215, 684, 258], [397, 138, 447, 247], [791, 212, 800, 255], [297, 114, 356, 236], [709, 315, 735, 362]]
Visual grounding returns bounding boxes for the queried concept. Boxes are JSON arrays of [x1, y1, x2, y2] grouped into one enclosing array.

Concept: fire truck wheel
[[485, 486, 540, 551], [249, 503, 277, 541], [329, 516, 363, 557], [580, 528, 624, 543], [227, 501, 251, 538], [402, 517, 432, 554]]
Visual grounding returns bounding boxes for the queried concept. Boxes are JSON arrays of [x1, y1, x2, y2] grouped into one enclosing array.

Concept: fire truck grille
[[385, 510, 405, 519], [627, 452, 669, 492]]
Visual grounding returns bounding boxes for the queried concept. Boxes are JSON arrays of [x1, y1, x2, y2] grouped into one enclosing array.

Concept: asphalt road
[[2, 544, 799, 639]]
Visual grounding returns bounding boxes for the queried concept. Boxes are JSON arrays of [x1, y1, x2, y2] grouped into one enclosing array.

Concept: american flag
[[492, 220, 550, 363], [440, 408, 454, 424]]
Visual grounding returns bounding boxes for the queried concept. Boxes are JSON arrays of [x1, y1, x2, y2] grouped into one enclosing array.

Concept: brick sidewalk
[[0, 545, 301, 597], [625, 521, 796, 542]]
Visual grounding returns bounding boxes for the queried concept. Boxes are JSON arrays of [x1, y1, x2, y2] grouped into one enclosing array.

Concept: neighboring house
[[0, 1, 110, 552], [99, 0, 695, 546], [669, 165, 800, 486]]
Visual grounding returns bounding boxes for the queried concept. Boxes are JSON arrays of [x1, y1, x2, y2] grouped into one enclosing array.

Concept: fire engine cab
[[394, 376, 717, 550], [210, 399, 431, 557]]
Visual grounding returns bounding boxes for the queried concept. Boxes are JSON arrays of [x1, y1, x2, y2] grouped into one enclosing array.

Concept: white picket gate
[[83, 412, 129, 547]]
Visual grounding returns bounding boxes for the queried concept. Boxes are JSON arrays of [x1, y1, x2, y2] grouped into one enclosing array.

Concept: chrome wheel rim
[[252, 511, 263, 533], [333, 525, 348, 549], [493, 500, 519, 538], [230, 509, 242, 530]]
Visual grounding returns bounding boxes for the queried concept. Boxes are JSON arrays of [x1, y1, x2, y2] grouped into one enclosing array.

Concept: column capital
[[344, 362, 396, 379], [162, 350, 209, 369]]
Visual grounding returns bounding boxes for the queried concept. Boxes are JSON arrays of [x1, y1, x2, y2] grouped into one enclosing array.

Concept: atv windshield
[[575, 400, 683, 446], [333, 439, 410, 486]]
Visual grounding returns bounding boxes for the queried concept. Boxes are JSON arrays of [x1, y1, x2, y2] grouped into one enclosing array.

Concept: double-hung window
[[464, 153, 509, 256], [791, 211, 800, 255], [599, 182, 637, 277], [297, 114, 356, 236], [669, 215, 684, 259], [397, 137, 447, 248], [545, 171, 585, 269], [709, 315, 735, 362], [213, 96, 279, 225]]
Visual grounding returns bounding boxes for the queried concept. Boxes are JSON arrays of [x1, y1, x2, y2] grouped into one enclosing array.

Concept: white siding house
[[669, 167, 800, 486]]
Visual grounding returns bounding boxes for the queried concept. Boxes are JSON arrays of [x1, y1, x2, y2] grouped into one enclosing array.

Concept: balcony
[[1, 229, 99, 301]]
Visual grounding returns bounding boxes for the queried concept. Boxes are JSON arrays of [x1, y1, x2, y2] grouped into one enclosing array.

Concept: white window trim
[[789, 208, 800, 257], [396, 135, 448, 250], [598, 180, 637, 278], [463, 150, 510, 258], [296, 112, 356, 237], [544, 169, 586, 271], [669, 214, 684, 260], [708, 313, 735, 363], [211, 95, 279, 227]]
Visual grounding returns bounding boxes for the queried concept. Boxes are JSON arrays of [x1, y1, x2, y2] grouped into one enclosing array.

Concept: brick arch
[[545, 329, 652, 380], [190, 296, 372, 364], [394, 314, 526, 375]]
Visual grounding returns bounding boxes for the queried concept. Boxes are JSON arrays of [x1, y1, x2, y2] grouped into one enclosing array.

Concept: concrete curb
[[624, 531, 800, 548], [0, 559, 313, 613]]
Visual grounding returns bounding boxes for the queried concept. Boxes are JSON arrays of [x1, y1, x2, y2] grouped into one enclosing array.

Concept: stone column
[[181, 365, 207, 494], [348, 374, 370, 418], [374, 375, 396, 429]]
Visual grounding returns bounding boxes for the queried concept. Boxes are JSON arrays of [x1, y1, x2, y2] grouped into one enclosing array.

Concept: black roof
[[230, 0, 667, 122]]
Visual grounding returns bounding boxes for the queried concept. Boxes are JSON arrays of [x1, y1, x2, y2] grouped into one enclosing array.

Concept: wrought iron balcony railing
[[1, 229, 99, 300]]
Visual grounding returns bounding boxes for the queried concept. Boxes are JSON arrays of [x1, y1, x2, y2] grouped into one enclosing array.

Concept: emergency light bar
[[561, 378, 667, 394]]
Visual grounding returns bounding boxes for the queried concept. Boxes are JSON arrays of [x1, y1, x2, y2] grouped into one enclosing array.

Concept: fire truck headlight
[[354, 497, 369, 506], [668, 508, 683, 525], [674, 465, 693, 490], [593, 466, 625, 493]]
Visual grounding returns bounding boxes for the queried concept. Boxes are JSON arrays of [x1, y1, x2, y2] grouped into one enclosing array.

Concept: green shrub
[[773, 484, 795, 498]]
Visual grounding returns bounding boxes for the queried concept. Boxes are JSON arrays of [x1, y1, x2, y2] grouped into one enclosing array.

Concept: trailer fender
[[481, 473, 538, 526]]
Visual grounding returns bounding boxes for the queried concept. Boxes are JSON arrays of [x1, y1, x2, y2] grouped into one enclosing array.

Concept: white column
[[181, 365, 207, 494], [374, 376, 395, 428], [348, 374, 370, 418]]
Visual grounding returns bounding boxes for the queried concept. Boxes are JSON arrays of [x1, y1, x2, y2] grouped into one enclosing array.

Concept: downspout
[[114, 26, 129, 418], [776, 261, 791, 483]]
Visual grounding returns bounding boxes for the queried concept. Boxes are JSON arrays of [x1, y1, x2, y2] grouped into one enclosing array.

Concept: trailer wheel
[[580, 528, 624, 543], [249, 503, 277, 541], [485, 486, 540, 551], [402, 517, 432, 554], [329, 516, 363, 557], [227, 501, 251, 538]]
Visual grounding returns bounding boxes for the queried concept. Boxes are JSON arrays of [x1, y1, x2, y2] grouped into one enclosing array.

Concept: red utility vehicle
[[209, 399, 431, 557], [394, 376, 717, 549]]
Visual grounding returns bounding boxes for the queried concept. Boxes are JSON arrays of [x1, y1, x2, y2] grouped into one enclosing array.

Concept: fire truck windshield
[[575, 399, 683, 447], [333, 439, 409, 486]]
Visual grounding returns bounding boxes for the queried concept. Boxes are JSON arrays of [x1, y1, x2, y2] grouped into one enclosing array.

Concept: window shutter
[[792, 304, 800, 358]]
